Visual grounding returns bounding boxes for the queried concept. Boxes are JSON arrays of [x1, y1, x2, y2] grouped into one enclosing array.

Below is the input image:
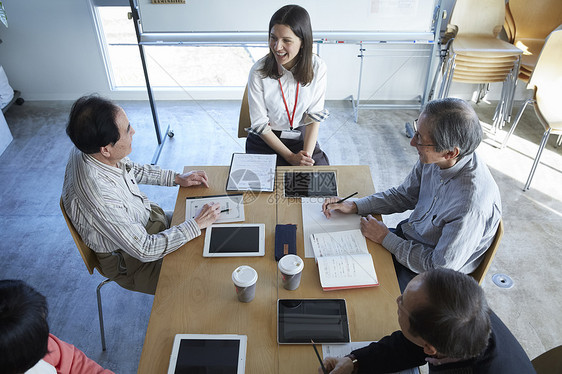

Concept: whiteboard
[[137, 0, 436, 41]]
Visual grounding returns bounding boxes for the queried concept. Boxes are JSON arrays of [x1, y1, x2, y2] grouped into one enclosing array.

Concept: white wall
[[0, 0, 521, 103]]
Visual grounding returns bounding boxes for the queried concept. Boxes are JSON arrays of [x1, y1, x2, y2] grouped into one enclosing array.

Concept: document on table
[[311, 229, 378, 291], [301, 197, 361, 258], [186, 194, 244, 224], [226, 153, 276, 192], [322, 342, 419, 374]]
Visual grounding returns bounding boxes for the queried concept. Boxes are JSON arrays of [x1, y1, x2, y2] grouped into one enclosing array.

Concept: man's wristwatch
[[345, 354, 358, 373]]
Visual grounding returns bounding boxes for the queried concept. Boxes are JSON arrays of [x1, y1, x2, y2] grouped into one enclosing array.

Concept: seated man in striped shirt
[[323, 98, 501, 291], [62, 95, 220, 295]]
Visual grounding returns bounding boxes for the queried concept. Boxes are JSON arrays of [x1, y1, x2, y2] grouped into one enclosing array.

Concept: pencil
[[336, 191, 358, 204], [220, 208, 229, 213], [311, 340, 328, 374]]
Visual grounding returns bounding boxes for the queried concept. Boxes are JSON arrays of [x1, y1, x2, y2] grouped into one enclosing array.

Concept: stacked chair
[[500, 25, 562, 191], [503, 0, 562, 83], [437, 0, 522, 131]]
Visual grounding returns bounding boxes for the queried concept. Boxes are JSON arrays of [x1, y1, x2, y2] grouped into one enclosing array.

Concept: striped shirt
[[355, 152, 502, 274], [61, 148, 200, 262], [247, 54, 329, 135]]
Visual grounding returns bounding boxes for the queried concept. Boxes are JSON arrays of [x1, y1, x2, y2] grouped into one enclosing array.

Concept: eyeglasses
[[412, 119, 436, 147]]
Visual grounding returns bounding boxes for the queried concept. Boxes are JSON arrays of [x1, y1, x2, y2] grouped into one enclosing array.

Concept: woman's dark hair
[[0, 280, 49, 374], [66, 95, 121, 154], [259, 4, 314, 85], [408, 269, 491, 359]]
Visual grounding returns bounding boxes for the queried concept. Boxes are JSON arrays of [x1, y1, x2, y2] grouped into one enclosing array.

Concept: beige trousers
[[96, 203, 169, 295]]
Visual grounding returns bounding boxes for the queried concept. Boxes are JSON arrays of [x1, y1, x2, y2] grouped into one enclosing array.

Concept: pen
[[220, 208, 229, 213], [311, 340, 328, 374], [336, 191, 358, 204]]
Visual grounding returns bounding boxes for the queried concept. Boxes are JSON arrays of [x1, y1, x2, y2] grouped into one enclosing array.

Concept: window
[[91, 4, 267, 89]]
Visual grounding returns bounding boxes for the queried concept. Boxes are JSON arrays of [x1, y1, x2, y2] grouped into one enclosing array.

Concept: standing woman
[[245, 4, 330, 166]]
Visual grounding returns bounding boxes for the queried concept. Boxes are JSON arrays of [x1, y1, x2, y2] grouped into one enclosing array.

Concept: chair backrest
[[449, 0, 505, 37], [470, 219, 504, 285], [60, 198, 102, 276], [238, 84, 250, 138], [528, 25, 562, 94], [509, 0, 562, 41], [532, 345, 562, 374]]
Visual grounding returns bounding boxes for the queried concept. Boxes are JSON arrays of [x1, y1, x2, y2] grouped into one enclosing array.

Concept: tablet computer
[[203, 224, 265, 257], [167, 334, 247, 374], [277, 299, 350, 344], [284, 171, 338, 198]]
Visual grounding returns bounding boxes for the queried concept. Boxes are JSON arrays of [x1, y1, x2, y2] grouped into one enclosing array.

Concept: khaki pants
[[96, 203, 169, 295]]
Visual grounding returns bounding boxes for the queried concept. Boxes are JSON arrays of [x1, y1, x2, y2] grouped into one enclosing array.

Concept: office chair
[[500, 25, 562, 190], [532, 345, 562, 374], [60, 198, 113, 351], [438, 0, 522, 131], [470, 219, 504, 285], [238, 84, 250, 138]]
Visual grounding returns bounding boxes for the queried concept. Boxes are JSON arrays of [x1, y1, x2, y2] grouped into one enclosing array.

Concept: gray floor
[[1, 98, 561, 373]]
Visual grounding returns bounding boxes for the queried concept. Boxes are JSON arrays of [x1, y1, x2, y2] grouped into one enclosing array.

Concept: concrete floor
[[1, 98, 560, 373]]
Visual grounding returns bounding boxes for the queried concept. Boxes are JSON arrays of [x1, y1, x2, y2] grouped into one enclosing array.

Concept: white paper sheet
[[301, 198, 361, 258], [186, 194, 244, 224], [226, 153, 276, 192]]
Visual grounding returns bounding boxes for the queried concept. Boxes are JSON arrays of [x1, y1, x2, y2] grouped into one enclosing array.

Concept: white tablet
[[203, 224, 265, 257], [167, 334, 247, 374]]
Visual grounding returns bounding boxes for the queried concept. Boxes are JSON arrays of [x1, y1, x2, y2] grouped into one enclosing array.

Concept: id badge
[[280, 130, 300, 140]]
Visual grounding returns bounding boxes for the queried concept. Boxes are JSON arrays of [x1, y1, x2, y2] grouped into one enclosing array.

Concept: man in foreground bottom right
[[319, 268, 535, 374]]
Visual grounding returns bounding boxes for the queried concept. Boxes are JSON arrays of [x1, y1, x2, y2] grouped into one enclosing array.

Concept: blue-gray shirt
[[355, 152, 501, 274]]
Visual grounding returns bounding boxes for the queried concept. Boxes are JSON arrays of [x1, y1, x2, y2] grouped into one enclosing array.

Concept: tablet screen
[[168, 334, 247, 374], [203, 224, 265, 257], [278, 299, 350, 344], [174, 339, 240, 374], [209, 226, 259, 253], [284, 172, 338, 198]]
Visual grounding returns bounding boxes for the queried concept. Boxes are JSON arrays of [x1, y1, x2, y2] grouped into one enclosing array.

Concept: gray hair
[[422, 98, 482, 160]]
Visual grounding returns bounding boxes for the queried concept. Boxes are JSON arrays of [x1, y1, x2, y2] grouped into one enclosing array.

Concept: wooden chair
[[532, 345, 562, 374], [438, 0, 523, 130], [501, 25, 562, 190], [60, 198, 112, 351], [238, 84, 250, 138], [506, 0, 562, 82], [470, 219, 504, 285]]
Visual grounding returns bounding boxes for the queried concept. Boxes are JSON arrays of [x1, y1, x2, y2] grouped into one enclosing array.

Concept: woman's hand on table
[[286, 150, 315, 166]]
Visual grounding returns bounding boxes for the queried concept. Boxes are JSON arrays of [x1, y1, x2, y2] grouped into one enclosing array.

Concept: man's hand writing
[[194, 203, 220, 230]]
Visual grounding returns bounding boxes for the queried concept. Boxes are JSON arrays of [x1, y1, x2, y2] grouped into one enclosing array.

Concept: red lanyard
[[278, 79, 299, 130]]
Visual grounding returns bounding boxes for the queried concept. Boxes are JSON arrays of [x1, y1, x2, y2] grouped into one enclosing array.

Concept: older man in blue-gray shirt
[[323, 98, 501, 290]]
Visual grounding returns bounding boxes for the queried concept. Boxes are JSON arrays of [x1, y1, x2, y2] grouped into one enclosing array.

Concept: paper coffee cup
[[278, 254, 304, 290], [232, 265, 258, 302]]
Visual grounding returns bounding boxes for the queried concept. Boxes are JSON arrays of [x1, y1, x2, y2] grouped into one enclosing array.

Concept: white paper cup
[[232, 265, 258, 302], [278, 254, 304, 290]]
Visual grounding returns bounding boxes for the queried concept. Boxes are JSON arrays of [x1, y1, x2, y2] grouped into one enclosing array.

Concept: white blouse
[[247, 54, 329, 135]]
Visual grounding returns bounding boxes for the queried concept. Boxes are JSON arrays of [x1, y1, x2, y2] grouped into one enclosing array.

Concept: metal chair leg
[[524, 128, 551, 191], [96, 279, 112, 351], [501, 99, 533, 149]]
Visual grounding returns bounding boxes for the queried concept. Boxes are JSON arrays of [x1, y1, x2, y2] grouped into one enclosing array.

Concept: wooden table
[[137, 165, 400, 373]]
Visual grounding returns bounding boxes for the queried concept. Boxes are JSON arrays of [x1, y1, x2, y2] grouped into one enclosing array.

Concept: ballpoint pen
[[336, 191, 358, 204], [312, 340, 328, 374]]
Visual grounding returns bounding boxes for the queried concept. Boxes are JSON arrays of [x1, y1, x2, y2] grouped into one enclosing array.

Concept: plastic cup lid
[[232, 265, 258, 287], [278, 254, 304, 275]]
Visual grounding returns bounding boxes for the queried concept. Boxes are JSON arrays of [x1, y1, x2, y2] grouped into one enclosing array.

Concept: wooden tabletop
[[137, 165, 400, 374]]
